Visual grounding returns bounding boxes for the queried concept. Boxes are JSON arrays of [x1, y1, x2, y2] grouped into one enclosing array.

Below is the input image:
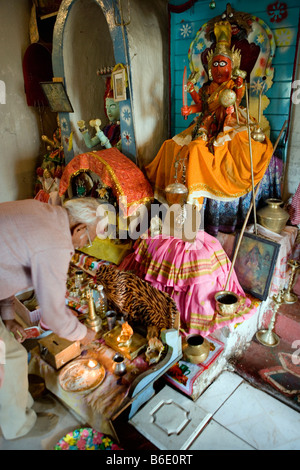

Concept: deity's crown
[[207, 20, 242, 73]]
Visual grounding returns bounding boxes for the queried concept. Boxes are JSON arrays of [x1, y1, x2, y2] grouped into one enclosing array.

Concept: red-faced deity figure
[[211, 54, 232, 84]]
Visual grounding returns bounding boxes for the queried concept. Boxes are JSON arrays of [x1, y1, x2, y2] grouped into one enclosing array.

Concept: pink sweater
[[0, 199, 87, 341]]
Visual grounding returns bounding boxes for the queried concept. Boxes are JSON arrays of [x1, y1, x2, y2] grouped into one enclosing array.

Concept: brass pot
[[215, 291, 240, 316], [257, 198, 289, 234], [182, 334, 210, 364], [165, 183, 188, 206]]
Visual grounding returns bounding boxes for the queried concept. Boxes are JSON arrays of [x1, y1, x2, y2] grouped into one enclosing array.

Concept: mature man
[[0, 197, 100, 440]]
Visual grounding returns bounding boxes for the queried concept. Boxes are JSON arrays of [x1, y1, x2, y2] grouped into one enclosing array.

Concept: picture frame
[[232, 232, 280, 301], [40, 81, 74, 113], [112, 68, 127, 102]]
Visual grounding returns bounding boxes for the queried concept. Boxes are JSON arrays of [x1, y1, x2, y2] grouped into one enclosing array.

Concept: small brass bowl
[[215, 291, 240, 316]]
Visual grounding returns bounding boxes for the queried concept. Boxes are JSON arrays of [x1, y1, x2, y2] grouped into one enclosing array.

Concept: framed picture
[[232, 232, 280, 301], [40, 81, 74, 112], [112, 68, 127, 102]]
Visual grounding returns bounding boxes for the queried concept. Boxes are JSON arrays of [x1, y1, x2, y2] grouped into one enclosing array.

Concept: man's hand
[[235, 76, 244, 88], [80, 327, 97, 346], [3, 319, 27, 343]]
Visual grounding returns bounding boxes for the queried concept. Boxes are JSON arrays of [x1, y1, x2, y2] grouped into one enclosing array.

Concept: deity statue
[[78, 78, 121, 151], [116, 321, 133, 347], [182, 21, 246, 152], [145, 21, 274, 209]]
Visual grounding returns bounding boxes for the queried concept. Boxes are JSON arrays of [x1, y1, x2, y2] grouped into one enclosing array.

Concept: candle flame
[[87, 359, 97, 368]]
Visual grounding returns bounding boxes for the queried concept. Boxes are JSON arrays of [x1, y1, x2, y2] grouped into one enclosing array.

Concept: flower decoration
[[121, 104, 131, 124], [54, 428, 123, 450], [267, 2, 288, 23], [180, 22, 192, 39], [250, 77, 266, 97], [274, 28, 293, 47], [60, 116, 69, 132], [122, 130, 132, 146], [195, 40, 205, 53]]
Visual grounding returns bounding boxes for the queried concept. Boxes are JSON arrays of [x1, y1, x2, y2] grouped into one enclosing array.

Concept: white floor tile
[[195, 370, 243, 414], [213, 382, 300, 450], [129, 385, 212, 450], [189, 419, 254, 450]]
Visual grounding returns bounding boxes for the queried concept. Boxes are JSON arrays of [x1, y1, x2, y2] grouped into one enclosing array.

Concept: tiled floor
[[191, 371, 300, 450], [1, 370, 299, 450]]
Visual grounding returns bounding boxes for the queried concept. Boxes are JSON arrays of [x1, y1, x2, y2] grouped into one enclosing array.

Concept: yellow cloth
[[79, 237, 132, 265], [145, 122, 274, 205]]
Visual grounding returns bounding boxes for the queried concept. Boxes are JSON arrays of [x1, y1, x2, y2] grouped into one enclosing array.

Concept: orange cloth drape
[[145, 124, 274, 205]]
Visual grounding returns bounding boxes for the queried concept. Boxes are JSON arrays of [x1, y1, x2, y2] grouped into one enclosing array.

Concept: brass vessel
[[182, 334, 210, 364], [257, 198, 289, 234], [215, 291, 240, 316]]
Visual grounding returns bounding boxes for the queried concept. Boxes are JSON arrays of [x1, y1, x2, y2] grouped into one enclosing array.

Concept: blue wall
[[169, 0, 299, 146]]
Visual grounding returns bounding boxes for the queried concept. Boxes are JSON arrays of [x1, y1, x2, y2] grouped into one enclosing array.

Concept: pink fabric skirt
[[119, 231, 257, 337]]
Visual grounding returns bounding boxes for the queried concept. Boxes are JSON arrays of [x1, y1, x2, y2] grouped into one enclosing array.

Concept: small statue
[[34, 117, 65, 204], [145, 337, 164, 365], [78, 78, 121, 150], [78, 118, 112, 149], [116, 321, 133, 347]]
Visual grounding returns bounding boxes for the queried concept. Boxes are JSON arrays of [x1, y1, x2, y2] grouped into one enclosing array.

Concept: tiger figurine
[[96, 264, 179, 339]]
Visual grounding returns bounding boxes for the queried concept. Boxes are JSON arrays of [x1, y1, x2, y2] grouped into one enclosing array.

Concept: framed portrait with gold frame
[[40, 81, 74, 112], [112, 68, 127, 102]]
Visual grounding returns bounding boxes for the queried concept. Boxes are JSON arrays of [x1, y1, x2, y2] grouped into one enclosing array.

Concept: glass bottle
[[96, 284, 107, 321]]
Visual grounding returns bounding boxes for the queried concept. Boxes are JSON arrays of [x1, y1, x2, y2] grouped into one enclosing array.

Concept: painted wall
[[0, 0, 41, 202], [126, 0, 170, 168]]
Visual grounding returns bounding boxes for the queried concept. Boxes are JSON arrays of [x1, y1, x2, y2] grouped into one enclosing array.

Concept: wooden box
[[14, 288, 41, 326], [38, 333, 81, 369]]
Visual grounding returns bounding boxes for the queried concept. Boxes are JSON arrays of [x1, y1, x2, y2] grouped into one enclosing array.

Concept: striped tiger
[[96, 264, 179, 339]]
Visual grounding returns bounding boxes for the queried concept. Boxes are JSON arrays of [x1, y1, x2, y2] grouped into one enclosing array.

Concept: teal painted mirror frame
[[52, 0, 136, 163]]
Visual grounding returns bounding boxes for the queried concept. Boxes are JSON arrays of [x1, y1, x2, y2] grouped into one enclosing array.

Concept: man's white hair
[[64, 197, 101, 227]]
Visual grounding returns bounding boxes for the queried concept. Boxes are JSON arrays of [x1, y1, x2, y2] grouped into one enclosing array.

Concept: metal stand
[[256, 291, 284, 347], [283, 259, 300, 304], [84, 288, 102, 333]]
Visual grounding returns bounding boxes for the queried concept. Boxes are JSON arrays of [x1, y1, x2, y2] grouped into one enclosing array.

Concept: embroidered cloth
[[59, 149, 153, 217], [119, 231, 257, 337]]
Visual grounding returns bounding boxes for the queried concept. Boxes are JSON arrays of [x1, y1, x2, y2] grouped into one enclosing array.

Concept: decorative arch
[[52, 0, 136, 163]]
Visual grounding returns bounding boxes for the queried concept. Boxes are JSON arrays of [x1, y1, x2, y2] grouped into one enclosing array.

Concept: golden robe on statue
[[146, 82, 273, 206], [146, 21, 274, 206]]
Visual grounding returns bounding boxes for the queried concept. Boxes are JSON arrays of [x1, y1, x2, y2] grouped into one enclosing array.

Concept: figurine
[[145, 337, 164, 365], [116, 321, 133, 347], [34, 117, 65, 204]]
